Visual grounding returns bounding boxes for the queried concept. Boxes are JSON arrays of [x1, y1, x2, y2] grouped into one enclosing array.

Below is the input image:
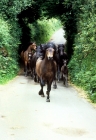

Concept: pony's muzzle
[[60, 53, 63, 56], [48, 57, 53, 60]]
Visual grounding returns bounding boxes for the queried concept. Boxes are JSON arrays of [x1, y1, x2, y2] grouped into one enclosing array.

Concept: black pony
[[55, 44, 68, 81], [30, 44, 46, 82]]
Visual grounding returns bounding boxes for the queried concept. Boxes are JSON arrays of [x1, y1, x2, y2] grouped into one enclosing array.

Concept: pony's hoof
[[66, 84, 68, 87], [38, 91, 44, 96], [41, 94, 45, 97], [34, 79, 37, 82], [53, 85, 57, 89], [38, 91, 42, 95], [46, 99, 50, 102]]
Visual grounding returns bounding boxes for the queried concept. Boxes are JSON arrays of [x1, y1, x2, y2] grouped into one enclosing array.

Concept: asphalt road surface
[[0, 28, 96, 140]]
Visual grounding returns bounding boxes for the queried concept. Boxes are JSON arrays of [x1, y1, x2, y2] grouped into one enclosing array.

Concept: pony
[[36, 44, 46, 59], [56, 44, 68, 81], [30, 44, 46, 82], [36, 42, 57, 102], [35, 43, 57, 88], [20, 42, 36, 76], [30, 51, 40, 82], [61, 59, 68, 87]]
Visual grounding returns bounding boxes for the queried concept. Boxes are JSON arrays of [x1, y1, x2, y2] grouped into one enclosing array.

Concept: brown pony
[[21, 42, 36, 76], [36, 42, 57, 102]]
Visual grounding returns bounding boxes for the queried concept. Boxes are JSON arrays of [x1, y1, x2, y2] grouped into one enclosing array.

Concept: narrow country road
[[0, 28, 96, 140]]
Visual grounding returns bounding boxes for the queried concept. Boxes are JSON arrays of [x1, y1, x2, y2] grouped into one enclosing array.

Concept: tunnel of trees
[[0, 0, 96, 102]]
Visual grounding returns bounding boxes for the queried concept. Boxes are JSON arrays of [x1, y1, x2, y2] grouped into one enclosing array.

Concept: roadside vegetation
[[62, 1, 96, 103], [0, 14, 21, 84], [0, 0, 96, 102]]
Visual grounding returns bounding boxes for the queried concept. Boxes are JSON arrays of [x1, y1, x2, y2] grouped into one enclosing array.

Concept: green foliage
[[0, 0, 34, 19], [68, 0, 96, 102], [28, 18, 62, 45], [0, 55, 19, 84], [0, 15, 21, 84], [0, 0, 40, 84]]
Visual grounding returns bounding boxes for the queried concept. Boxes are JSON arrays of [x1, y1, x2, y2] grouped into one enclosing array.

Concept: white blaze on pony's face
[[46, 48, 55, 60], [28, 52, 32, 60]]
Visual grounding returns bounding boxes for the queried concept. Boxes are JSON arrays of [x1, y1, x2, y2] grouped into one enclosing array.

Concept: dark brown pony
[[30, 44, 46, 82], [30, 52, 39, 82], [56, 44, 68, 81], [21, 42, 36, 76], [36, 42, 57, 102]]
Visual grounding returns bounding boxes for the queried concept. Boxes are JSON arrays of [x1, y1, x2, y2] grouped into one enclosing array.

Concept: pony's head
[[46, 47, 55, 60], [30, 42, 36, 50], [45, 42, 56, 60], [58, 44, 65, 56]]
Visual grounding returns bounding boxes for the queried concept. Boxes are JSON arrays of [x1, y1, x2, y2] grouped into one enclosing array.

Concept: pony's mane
[[46, 42, 56, 51]]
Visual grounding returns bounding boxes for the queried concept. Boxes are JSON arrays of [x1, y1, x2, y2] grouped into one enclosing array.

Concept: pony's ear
[[30, 42, 33, 44], [41, 44, 46, 51]]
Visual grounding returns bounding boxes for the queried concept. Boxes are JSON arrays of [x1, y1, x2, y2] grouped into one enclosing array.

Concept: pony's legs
[[46, 82, 52, 102], [34, 68, 40, 83], [31, 68, 34, 78], [29, 61, 32, 76], [57, 65, 61, 82], [33, 68, 37, 82], [24, 61, 28, 76], [63, 75, 68, 87], [38, 80, 45, 97], [63, 77, 65, 85], [35, 75, 40, 83], [53, 75, 57, 89], [65, 75, 68, 87]]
